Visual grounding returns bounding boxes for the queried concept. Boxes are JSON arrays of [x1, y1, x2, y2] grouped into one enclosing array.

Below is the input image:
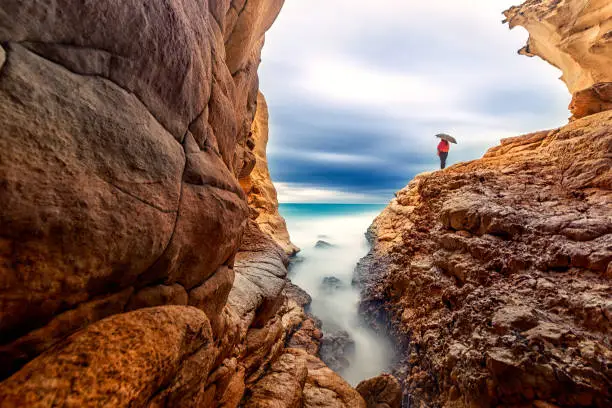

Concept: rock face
[[240, 92, 299, 256], [0, 1, 364, 406], [356, 374, 403, 408], [320, 330, 356, 372], [361, 111, 612, 407], [504, 0, 612, 119], [358, 3, 612, 406]]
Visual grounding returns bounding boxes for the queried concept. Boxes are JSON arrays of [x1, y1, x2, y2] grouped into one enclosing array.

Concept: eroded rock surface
[[504, 0, 612, 119], [361, 111, 612, 407], [321, 330, 356, 373], [0, 0, 272, 375]]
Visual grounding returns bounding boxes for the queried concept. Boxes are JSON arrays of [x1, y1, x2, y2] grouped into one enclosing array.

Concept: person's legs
[[440, 152, 448, 169]]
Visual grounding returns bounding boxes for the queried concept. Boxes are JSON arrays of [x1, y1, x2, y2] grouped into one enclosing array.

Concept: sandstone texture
[[504, 0, 612, 119], [361, 110, 612, 407], [0, 0, 364, 406], [240, 91, 299, 256]]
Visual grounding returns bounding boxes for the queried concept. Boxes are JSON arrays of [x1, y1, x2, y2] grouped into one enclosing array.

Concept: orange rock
[[241, 92, 300, 256], [569, 82, 612, 120], [361, 111, 612, 407], [504, 1, 612, 95], [356, 374, 403, 408]]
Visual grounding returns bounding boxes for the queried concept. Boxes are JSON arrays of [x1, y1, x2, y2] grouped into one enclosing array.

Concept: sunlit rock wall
[[504, 0, 612, 119], [241, 92, 299, 256]]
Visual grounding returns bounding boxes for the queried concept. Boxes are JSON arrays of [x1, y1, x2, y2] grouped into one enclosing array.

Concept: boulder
[[315, 240, 335, 249], [0, 307, 216, 407], [320, 330, 356, 372], [321, 276, 344, 290], [356, 374, 403, 408]]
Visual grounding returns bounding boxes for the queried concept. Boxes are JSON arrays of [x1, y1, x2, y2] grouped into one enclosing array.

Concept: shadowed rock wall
[[0, 0, 283, 376]]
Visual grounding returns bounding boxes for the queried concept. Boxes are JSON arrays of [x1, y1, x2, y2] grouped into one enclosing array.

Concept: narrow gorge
[[0, 1, 609, 408], [0, 1, 372, 406]]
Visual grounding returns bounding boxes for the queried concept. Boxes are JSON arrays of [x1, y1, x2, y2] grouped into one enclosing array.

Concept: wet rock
[[356, 374, 402, 408], [321, 276, 344, 290], [284, 281, 313, 308], [320, 330, 356, 372], [315, 240, 335, 249], [287, 318, 323, 356]]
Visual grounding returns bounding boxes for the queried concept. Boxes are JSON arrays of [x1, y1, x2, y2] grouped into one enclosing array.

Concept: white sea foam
[[282, 205, 394, 385]]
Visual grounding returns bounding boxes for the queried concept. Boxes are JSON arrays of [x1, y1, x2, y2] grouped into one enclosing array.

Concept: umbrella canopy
[[436, 133, 457, 144]]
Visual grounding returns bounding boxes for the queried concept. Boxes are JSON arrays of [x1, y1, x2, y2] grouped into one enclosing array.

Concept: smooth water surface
[[279, 203, 395, 385]]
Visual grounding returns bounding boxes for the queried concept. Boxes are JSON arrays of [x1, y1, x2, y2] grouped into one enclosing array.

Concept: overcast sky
[[258, 0, 570, 203]]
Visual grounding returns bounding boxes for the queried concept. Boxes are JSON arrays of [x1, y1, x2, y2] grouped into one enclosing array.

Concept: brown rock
[[491, 306, 539, 333], [0, 307, 216, 407], [0, 2, 390, 407], [189, 266, 235, 337], [286, 348, 367, 408], [284, 280, 313, 307], [356, 374, 403, 408], [126, 284, 188, 311], [0, 42, 181, 347], [287, 317, 323, 355], [242, 352, 308, 408], [361, 111, 612, 407], [0, 288, 133, 378], [569, 82, 612, 120], [241, 92, 299, 255]]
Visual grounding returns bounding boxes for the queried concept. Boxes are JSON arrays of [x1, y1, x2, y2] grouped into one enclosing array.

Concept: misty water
[[280, 203, 395, 386]]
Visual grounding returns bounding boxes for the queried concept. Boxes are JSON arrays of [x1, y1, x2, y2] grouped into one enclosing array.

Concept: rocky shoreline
[[357, 2, 612, 406], [359, 112, 612, 407], [0, 0, 609, 406]]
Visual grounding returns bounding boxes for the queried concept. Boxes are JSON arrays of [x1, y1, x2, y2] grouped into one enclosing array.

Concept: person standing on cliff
[[435, 133, 457, 169], [437, 139, 450, 169]]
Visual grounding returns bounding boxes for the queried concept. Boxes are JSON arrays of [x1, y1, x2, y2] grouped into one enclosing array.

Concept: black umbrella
[[436, 133, 457, 144]]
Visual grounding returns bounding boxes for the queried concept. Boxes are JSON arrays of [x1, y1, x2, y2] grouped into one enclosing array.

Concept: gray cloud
[[259, 0, 570, 203]]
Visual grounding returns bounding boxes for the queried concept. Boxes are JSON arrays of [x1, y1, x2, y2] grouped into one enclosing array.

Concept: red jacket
[[437, 140, 450, 153]]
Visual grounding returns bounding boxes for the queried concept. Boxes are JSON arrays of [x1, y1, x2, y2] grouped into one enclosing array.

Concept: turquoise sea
[[279, 203, 386, 219], [278, 202, 393, 385]]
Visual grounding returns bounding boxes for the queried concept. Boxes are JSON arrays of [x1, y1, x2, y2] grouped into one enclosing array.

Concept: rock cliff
[[360, 1, 612, 406], [504, 0, 612, 120], [240, 92, 299, 256], [0, 1, 360, 406]]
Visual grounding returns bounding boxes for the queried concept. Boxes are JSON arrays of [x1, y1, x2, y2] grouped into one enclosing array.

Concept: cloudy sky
[[258, 0, 571, 203]]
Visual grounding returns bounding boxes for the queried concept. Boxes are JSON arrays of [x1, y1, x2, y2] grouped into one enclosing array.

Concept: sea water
[[279, 203, 395, 385]]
